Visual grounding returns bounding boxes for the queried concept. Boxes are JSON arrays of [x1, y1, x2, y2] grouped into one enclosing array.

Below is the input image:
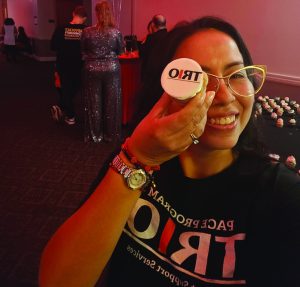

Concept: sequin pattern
[[81, 26, 123, 143]]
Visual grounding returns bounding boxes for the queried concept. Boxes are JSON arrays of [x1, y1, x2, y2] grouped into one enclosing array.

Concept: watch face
[[127, 169, 147, 189]]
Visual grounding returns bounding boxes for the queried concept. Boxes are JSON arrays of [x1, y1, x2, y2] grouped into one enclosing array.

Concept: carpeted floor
[[0, 53, 118, 287], [0, 53, 299, 287]]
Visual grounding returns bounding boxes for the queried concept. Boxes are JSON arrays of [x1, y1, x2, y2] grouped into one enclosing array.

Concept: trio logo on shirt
[[147, 189, 235, 232], [64, 28, 82, 40], [125, 194, 247, 285]]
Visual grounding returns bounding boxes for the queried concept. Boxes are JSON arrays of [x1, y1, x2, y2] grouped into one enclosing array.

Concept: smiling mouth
[[208, 115, 236, 125]]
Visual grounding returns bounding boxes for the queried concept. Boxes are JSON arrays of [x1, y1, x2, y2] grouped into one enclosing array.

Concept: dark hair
[[4, 18, 15, 25], [135, 16, 267, 156], [18, 26, 25, 34], [73, 5, 87, 18], [162, 16, 253, 71]]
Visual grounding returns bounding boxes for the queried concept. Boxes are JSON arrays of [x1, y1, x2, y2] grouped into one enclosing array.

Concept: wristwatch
[[110, 154, 150, 191]]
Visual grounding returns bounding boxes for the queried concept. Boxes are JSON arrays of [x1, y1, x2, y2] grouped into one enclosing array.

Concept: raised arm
[[39, 90, 214, 287]]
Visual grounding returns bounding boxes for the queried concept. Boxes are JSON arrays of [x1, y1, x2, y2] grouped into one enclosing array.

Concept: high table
[[119, 53, 142, 125]]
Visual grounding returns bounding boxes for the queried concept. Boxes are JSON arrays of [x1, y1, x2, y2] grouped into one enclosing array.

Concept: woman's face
[[174, 29, 254, 151]]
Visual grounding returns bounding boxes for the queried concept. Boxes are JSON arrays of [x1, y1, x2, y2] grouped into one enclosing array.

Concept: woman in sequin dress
[[81, 1, 123, 143]]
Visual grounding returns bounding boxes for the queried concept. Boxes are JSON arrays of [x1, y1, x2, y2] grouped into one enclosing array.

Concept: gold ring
[[190, 133, 199, 145]]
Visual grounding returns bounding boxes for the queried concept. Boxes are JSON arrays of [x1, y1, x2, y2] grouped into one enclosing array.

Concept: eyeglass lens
[[206, 67, 265, 96]]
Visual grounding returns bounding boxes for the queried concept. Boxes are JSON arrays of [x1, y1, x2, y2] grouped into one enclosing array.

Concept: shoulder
[[272, 163, 300, 199], [239, 153, 300, 192], [154, 28, 168, 37], [72, 24, 86, 31], [146, 29, 167, 46], [253, 160, 300, 220], [83, 25, 96, 34], [109, 27, 122, 36], [110, 27, 121, 32], [106, 28, 123, 41], [83, 25, 91, 31]]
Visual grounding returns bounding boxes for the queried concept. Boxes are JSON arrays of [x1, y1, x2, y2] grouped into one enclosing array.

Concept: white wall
[[133, 0, 300, 86], [7, 0, 55, 39], [35, 0, 55, 39], [7, 0, 35, 37]]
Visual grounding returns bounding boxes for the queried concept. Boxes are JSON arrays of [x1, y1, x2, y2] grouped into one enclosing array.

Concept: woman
[[39, 17, 300, 287], [81, 1, 123, 143], [2, 18, 17, 62], [16, 26, 32, 54]]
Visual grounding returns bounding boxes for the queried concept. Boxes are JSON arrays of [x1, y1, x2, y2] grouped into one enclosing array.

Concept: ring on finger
[[190, 133, 199, 145]]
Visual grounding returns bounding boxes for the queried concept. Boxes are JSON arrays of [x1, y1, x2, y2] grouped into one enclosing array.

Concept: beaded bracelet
[[121, 138, 160, 173]]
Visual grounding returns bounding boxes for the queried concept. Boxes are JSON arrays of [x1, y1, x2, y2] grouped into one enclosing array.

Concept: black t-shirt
[[51, 23, 85, 69], [105, 155, 300, 287]]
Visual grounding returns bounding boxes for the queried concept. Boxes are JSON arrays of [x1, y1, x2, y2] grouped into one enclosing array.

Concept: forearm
[[39, 160, 141, 287], [39, 89, 213, 286]]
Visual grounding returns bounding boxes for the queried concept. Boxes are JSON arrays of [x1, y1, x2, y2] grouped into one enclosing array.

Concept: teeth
[[209, 115, 236, 125]]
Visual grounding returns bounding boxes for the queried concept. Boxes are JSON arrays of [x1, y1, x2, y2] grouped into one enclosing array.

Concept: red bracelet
[[121, 138, 160, 173]]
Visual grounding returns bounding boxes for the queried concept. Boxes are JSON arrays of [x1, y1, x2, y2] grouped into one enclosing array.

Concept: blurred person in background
[[2, 17, 17, 62], [16, 26, 32, 55], [81, 0, 123, 143], [139, 14, 168, 82], [50, 5, 87, 126]]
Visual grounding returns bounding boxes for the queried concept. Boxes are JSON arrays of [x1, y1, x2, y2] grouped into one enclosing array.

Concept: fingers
[[128, 89, 215, 165], [135, 90, 215, 146], [169, 90, 215, 131], [189, 90, 215, 136], [204, 91, 216, 108], [191, 91, 215, 123]]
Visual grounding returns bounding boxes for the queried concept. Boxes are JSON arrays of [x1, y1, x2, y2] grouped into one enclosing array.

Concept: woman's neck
[[179, 147, 236, 179]]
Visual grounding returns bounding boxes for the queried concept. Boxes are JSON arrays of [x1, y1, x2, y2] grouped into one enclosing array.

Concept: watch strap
[[110, 154, 155, 192], [111, 154, 133, 179]]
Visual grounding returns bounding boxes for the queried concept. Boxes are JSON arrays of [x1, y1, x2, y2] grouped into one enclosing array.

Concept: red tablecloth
[[119, 55, 141, 125]]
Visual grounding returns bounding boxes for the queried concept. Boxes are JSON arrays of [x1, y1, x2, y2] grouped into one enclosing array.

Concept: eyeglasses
[[206, 65, 267, 97]]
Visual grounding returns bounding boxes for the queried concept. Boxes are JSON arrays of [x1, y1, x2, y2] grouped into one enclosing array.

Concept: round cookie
[[161, 58, 204, 100]]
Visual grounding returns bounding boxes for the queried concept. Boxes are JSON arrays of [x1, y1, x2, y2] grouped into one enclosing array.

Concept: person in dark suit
[[136, 15, 168, 123], [139, 14, 168, 82]]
